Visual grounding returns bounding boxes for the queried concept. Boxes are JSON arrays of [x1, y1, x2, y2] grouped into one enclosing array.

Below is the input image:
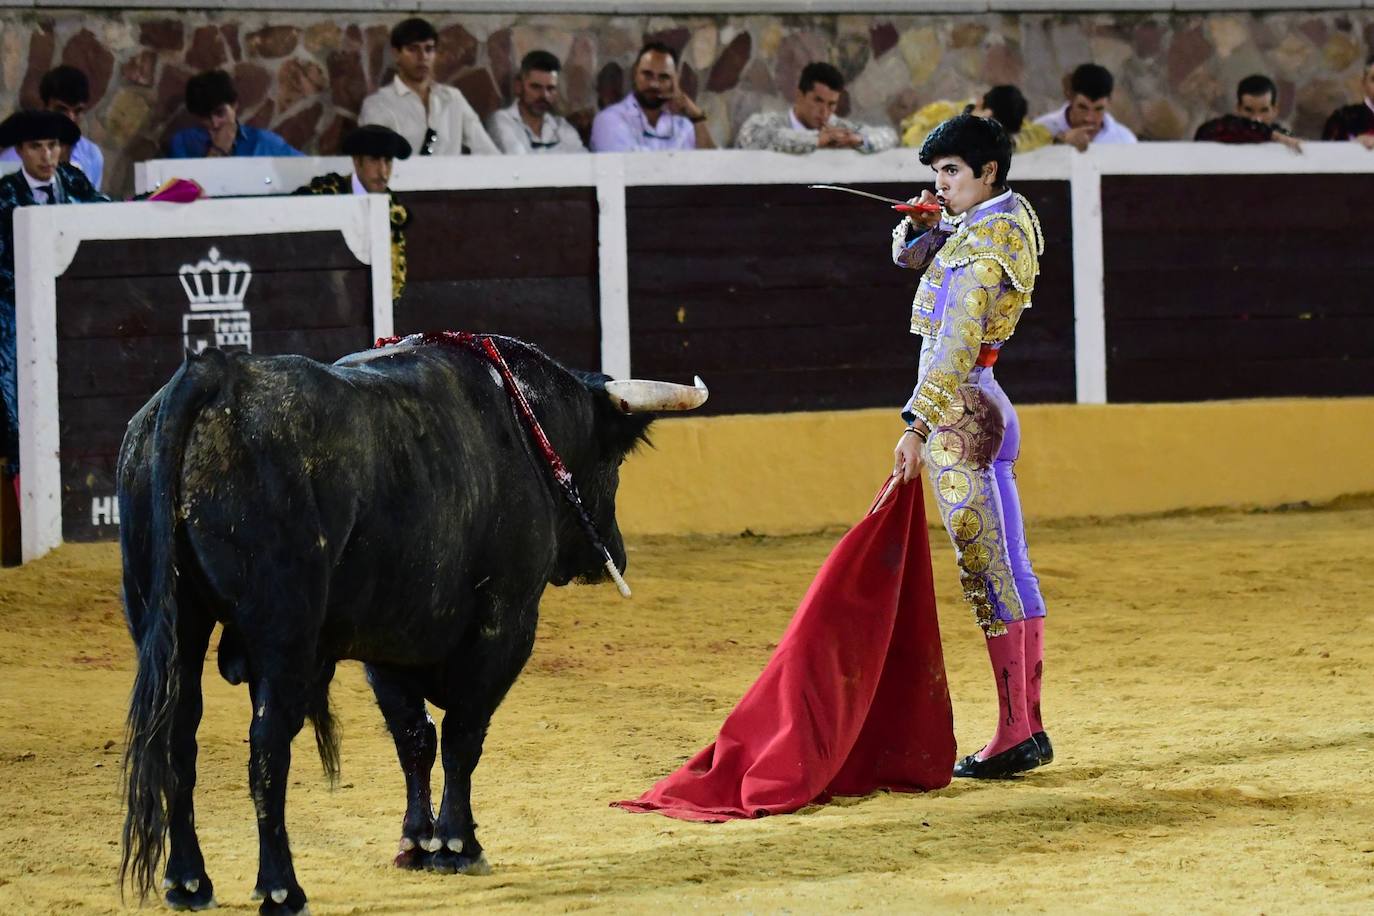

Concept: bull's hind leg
[[245, 665, 311, 915], [162, 611, 216, 911], [365, 665, 437, 869]]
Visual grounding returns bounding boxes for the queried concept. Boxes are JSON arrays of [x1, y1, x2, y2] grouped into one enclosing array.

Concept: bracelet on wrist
[[902, 426, 928, 442]]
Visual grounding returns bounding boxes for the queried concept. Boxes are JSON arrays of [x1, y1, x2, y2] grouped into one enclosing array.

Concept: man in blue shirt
[[590, 43, 714, 152], [1, 66, 105, 189], [168, 70, 302, 158]]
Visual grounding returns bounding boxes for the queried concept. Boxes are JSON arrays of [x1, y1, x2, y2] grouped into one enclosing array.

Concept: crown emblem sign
[[179, 246, 252, 312]]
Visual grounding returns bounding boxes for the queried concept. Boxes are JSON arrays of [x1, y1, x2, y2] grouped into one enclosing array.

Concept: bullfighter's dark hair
[[635, 41, 678, 68], [919, 113, 1013, 188], [184, 70, 237, 118], [40, 65, 90, 106], [390, 17, 438, 50], [981, 84, 1028, 135], [520, 50, 561, 76], [1069, 63, 1114, 101], [799, 61, 845, 93], [1236, 74, 1278, 105]]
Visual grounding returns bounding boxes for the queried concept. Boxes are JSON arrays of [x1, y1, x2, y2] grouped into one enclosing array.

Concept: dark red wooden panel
[[627, 180, 1075, 414], [395, 276, 600, 372], [1103, 174, 1374, 401], [397, 188, 597, 281], [53, 230, 375, 543]]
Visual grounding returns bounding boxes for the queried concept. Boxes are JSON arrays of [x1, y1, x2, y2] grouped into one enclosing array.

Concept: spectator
[[590, 42, 714, 151], [293, 125, 413, 300], [168, 70, 302, 158], [1, 66, 104, 189], [0, 111, 110, 482], [486, 51, 586, 155], [1321, 53, 1374, 149], [901, 85, 1052, 154], [735, 62, 896, 154], [1194, 75, 1302, 151], [359, 17, 498, 157], [1034, 64, 1137, 150]]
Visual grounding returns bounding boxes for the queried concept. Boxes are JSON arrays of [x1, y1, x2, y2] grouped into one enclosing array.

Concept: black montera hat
[[0, 109, 81, 148], [341, 125, 411, 160]]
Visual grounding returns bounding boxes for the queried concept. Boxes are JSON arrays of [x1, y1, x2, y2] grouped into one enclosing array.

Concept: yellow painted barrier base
[[617, 397, 1374, 536]]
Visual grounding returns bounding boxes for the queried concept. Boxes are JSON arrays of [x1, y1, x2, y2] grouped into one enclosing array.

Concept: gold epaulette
[[939, 194, 1043, 295]]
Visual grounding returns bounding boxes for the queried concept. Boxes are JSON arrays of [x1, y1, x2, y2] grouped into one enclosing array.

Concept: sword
[[808, 184, 942, 213]]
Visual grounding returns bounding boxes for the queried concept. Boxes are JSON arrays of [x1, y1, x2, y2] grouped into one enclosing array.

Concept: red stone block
[[707, 32, 751, 93], [453, 68, 501, 120], [19, 27, 56, 110], [186, 25, 227, 72], [140, 20, 184, 53], [275, 101, 323, 152], [328, 50, 367, 110], [246, 26, 300, 60], [62, 29, 115, 105], [435, 24, 478, 85], [277, 58, 328, 111], [233, 61, 272, 110]]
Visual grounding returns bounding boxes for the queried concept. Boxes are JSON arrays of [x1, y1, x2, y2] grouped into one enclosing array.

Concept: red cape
[[614, 477, 955, 821]]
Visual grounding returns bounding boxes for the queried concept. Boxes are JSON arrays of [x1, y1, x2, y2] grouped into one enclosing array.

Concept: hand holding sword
[[808, 184, 944, 229]]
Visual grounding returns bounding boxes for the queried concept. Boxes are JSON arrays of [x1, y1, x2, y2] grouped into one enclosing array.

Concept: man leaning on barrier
[[487, 51, 587, 155], [169, 70, 303, 159], [1033, 63, 1137, 151], [590, 42, 714, 152], [0, 110, 111, 492], [360, 17, 499, 157], [293, 125, 413, 301], [1321, 53, 1374, 150], [735, 61, 896, 155], [1194, 75, 1302, 152]]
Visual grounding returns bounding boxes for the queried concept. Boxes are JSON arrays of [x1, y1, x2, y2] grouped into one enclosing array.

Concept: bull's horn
[[604, 375, 709, 414]]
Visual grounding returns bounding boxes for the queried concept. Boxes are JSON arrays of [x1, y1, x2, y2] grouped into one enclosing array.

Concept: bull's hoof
[[163, 874, 216, 910], [256, 885, 309, 916], [392, 846, 429, 870], [425, 847, 491, 876]]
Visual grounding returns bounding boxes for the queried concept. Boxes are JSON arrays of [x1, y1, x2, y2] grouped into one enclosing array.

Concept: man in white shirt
[[487, 51, 587, 155], [735, 61, 897, 154], [590, 42, 714, 152], [0, 66, 104, 189], [359, 17, 498, 157], [1033, 63, 1137, 151]]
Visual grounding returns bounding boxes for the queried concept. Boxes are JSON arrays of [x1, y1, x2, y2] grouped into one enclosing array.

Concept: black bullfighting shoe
[[1032, 731, 1054, 766], [952, 737, 1043, 779]]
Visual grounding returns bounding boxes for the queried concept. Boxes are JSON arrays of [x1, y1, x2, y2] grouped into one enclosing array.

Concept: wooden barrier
[[14, 194, 392, 560]]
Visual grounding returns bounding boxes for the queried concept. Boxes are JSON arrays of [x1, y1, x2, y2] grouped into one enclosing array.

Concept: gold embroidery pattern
[[927, 382, 1026, 637], [937, 194, 1043, 296]]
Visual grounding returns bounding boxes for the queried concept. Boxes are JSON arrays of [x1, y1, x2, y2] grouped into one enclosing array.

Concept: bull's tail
[[120, 350, 226, 902]]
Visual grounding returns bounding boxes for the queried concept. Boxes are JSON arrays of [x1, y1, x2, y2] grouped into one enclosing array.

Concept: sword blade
[[807, 184, 906, 206]]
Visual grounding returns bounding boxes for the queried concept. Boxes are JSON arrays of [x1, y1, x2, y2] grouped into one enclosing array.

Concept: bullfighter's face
[[931, 154, 998, 217], [18, 138, 61, 182]]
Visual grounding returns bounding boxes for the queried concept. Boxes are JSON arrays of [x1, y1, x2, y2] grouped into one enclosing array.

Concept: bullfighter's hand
[[893, 430, 926, 483], [906, 190, 942, 230]]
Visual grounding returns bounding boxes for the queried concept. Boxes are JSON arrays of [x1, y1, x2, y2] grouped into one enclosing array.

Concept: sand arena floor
[[1, 502, 1372, 914]]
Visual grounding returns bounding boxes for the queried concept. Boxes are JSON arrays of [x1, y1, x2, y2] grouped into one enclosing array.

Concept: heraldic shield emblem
[[180, 246, 252, 354]]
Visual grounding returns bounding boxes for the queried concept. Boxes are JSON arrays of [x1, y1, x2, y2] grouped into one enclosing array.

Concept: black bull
[[117, 337, 693, 914]]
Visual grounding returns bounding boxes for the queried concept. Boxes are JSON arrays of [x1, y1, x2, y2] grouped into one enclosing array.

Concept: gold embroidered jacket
[[293, 173, 410, 299], [891, 191, 1044, 429]]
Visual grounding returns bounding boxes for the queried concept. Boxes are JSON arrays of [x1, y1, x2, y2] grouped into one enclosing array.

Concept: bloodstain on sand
[[1, 502, 1372, 912]]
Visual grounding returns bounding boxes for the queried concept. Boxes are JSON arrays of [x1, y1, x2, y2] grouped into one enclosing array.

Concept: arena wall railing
[[13, 194, 394, 562], [138, 142, 1374, 408]]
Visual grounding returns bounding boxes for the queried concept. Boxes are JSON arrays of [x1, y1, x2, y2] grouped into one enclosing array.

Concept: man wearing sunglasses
[[360, 17, 499, 157], [0, 66, 104, 190], [590, 42, 714, 152], [487, 51, 586, 155]]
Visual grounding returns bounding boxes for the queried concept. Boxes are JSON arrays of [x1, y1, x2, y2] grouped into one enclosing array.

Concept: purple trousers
[[922, 362, 1047, 638]]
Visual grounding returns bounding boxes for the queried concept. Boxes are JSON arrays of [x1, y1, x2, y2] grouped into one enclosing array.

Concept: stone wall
[[1, 9, 1370, 196]]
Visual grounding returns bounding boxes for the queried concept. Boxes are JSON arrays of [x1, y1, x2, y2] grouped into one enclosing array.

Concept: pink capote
[[613, 477, 956, 821]]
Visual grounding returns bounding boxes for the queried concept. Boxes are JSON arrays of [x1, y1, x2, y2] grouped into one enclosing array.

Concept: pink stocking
[[979, 620, 1031, 758], [1024, 616, 1045, 734]]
